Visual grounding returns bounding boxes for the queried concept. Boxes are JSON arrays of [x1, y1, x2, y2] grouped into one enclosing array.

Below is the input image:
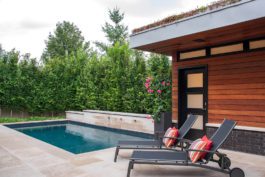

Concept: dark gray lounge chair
[[127, 119, 245, 177], [114, 114, 198, 162]]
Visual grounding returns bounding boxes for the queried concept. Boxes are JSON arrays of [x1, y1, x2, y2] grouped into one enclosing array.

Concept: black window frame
[[176, 37, 265, 62]]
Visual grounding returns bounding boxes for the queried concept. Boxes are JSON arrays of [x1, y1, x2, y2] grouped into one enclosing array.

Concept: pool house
[[130, 0, 265, 155]]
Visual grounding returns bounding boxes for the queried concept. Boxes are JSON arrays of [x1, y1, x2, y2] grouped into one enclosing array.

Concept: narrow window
[[249, 39, 265, 50], [187, 94, 203, 109], [188, 115, 204, 130], [179, 49, 206, 60], [187, 73, 203, 88], [211, 43, 243, 55]]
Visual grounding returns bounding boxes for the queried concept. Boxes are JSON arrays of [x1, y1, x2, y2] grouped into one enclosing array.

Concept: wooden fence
[[0, 107, 65, 118]]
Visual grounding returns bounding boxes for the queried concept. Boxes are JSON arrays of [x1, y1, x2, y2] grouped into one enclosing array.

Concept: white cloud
[[0, 0, 216, 58]]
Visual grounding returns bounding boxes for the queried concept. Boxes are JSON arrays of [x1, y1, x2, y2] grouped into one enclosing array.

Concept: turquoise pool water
[[14, 121, 151, 154]]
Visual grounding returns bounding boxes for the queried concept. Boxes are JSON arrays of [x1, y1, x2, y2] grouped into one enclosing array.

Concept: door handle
[[203, 101, 207, 111]]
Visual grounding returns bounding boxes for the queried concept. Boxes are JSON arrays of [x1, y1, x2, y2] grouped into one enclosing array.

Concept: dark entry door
[[179, 66, 208, 139]]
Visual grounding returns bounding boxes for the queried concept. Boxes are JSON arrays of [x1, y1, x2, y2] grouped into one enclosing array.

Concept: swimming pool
[[6, 121, 152, 154]]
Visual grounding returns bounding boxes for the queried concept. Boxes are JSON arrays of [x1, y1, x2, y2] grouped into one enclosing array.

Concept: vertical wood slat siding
[[172, 50, 265, 128]]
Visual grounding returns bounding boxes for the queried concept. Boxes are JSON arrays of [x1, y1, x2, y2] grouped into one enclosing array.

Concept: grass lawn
[[0, 116, 65, 123]]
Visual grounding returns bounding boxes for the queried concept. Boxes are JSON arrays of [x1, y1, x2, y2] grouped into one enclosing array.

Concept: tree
[[0, 49, 20, 109], [147, 53, 171, 80], [17, 57, 40, 113], [95, 7, 128, 52], [0, 44, 3, 56], [41, 21, 90, 62], [124, 50, 147, 113], [103, 7, 128, 44]]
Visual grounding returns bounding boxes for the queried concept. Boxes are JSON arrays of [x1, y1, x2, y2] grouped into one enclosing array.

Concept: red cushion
[[162, 127, 172, 145], [189, 139, 207, 163], [163, 127, 179, 148], [172, 127, 179, 139], [200, 135, 213, 159], [164, 127, 172, 137]]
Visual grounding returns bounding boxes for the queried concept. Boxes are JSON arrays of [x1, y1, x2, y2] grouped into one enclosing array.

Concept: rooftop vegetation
[[132, 0, 242, 34]]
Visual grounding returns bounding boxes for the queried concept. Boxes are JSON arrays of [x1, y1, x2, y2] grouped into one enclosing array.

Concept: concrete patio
[[0, 124, 264, 177]]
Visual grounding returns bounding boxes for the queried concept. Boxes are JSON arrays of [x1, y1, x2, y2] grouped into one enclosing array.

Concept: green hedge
[[0, 44, 171, 115]]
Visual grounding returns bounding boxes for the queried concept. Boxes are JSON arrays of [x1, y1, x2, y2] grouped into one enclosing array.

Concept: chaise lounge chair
[[126, 119, 245, 177], [114, 114, 198, 162]]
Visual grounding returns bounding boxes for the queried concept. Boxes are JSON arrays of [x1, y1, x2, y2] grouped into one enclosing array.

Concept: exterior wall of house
[[206, 125, 265, 155], [172, 49, 265, 155], [172, 49, 265, 127]]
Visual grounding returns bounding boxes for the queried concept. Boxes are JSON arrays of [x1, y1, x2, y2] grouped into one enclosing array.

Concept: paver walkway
[[0, 125, 265, 177]]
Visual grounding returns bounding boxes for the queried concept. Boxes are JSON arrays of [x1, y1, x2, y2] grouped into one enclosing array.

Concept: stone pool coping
[[3, 120, 153, 138], [1, 119, 67, 126]]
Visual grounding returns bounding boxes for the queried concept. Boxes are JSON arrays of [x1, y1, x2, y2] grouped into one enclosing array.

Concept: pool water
[[15, 122, 151, 154]]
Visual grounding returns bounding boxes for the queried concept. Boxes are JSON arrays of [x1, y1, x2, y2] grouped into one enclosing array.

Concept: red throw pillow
[[163, 127, 179, 148], [163, 127, 172, 137], [200, 135, 213, 159], [163, 127, 172, 145], [189, 138, 207, 163]]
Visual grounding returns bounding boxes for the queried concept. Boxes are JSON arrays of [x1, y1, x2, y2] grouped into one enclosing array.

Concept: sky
[[0, 0, 216, 59]]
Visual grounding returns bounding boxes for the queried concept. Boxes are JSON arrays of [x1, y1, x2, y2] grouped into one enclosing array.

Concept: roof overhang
[[130, 0, 265, 55]]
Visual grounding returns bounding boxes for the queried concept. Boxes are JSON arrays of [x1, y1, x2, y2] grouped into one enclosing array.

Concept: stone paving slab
[[0, 125, 265, 177]]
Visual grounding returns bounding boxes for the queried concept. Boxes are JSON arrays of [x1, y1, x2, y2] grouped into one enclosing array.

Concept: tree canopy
[[41, 21, 90, 63], [103, 7, 128, 45], [95, 8, 128, 52]]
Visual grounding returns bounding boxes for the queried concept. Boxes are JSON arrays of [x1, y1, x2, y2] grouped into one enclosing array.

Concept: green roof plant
[[132, 0, 242, 34]]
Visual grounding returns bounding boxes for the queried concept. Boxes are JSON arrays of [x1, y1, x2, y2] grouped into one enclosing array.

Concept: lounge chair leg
[[180, 142, 183, 151], [114, 146, 120, 162], [127, 161, 134, 177]]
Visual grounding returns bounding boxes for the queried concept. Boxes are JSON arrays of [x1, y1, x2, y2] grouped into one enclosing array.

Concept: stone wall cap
[[65, 111, 84, 115], [83, 110, 148, 118], [206, 123, 265, 133]]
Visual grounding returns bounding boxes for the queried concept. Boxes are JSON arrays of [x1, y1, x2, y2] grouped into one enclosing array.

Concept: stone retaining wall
[[66, 110, 153, 134]]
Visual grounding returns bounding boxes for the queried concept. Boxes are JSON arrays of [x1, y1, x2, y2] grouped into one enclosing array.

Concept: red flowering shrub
[[145, 76, 171, 122]]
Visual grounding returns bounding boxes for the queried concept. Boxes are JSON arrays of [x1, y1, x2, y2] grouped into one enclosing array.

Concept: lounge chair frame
[[127, 151, 230, 176], [126, 119, 245, 177], [114, 114, 198, 162]]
